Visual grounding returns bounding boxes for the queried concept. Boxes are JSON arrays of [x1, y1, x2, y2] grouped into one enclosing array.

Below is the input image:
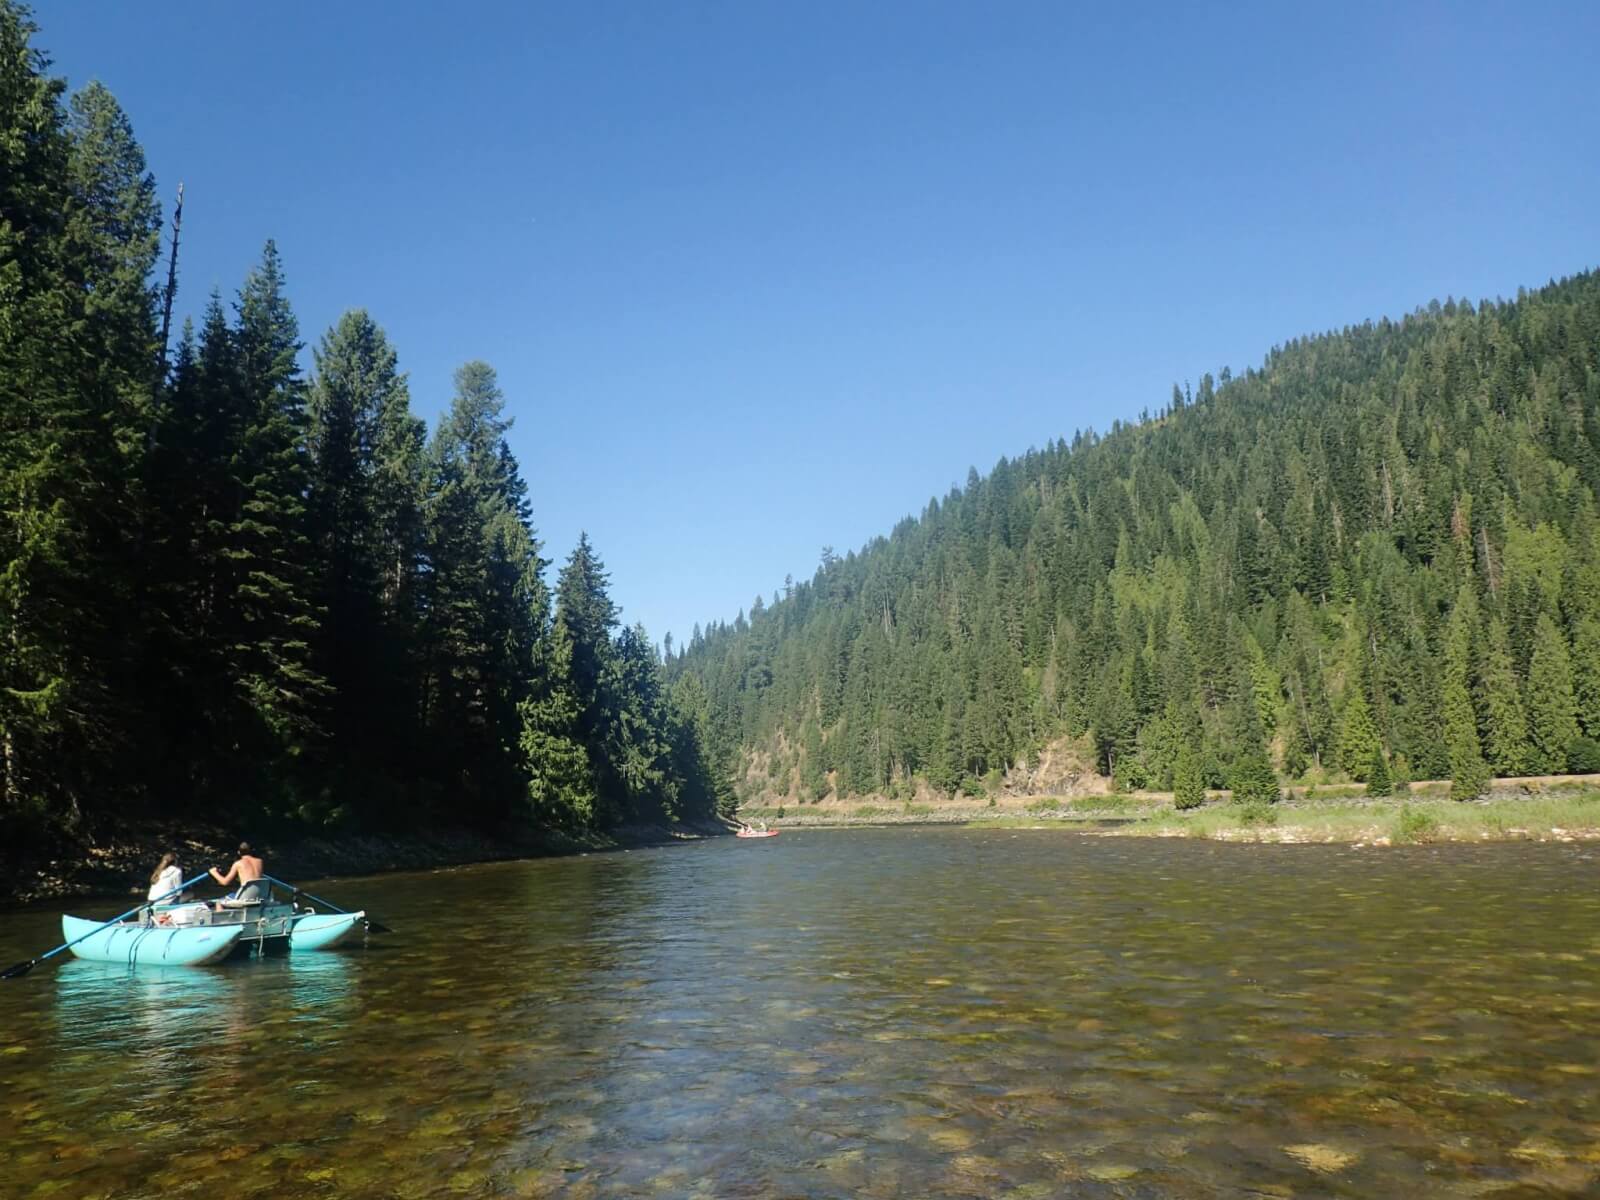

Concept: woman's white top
[[148, 864, 183, 901]]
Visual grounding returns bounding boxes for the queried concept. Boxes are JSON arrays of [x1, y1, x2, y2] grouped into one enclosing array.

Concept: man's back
[[211, 842, 265, 890]]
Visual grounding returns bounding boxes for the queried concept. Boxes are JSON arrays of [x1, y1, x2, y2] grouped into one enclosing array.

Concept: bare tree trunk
[[154, 182, 184, 394]]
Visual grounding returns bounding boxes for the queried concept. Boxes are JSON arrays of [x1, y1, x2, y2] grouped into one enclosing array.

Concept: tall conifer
[[1525, 614, 1580, 773]]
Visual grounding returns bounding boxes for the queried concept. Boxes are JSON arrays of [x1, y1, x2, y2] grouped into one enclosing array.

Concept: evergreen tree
[[1441, 586, 1490, 799], [799, 718, 827, 801], [420, 361, 545, 822], [1474, 617, 1529, 776], [666, 671, 727, 817], [1365, 746, 1391, 797], [1572, 616, 1600, 740], [556, 533, 619, 719], [0, 22, 160, 827], [605, 623, 678, 821], [0, 2, 78, 820], [518, 614, 595, 827], [553, 533, 624, 817], [1228, 672, 1281, 805], [1525, 613, 1580, 772], [1337, 685, 1380, 781], [1229, 748, 1280, 806], [229, 242, 329, 778], [306, 309, 425, 819], [1173, 740, 1205, 810]]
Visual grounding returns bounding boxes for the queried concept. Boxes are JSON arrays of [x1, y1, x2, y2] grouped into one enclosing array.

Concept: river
[[1, 828, 1597, 1198]]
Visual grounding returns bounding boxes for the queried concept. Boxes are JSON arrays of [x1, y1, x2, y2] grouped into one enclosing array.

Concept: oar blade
[[1, 958, 38, 981]]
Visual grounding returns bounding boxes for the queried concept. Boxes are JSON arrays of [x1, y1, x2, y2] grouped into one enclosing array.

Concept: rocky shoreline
[[0, 818, 736, 908]]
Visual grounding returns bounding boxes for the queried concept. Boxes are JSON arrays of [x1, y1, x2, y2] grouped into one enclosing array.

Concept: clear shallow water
[[2, 828, 1599, 1199]]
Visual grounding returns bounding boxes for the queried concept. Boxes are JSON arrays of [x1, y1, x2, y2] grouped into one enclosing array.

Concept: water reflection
[[1, 833, 1598, 1198]]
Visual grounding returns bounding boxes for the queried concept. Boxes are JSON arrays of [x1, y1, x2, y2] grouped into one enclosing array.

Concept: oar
[[1, 871, 211, 980], [264, 875, 392, 934]]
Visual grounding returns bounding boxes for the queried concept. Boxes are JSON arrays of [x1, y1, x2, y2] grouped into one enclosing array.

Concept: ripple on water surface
[[1, 829, 1598, 1198]]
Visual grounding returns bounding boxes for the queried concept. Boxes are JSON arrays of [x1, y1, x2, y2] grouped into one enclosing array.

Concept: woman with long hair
[[147, 852, 183, 902]]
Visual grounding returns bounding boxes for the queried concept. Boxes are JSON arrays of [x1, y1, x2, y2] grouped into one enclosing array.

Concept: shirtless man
[[209, 841, 264, 892]]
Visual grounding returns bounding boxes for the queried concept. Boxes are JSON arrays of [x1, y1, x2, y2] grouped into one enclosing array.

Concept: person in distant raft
[[210, 842, 264, 896]]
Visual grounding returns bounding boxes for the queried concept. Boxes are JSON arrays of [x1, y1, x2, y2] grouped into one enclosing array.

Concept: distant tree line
[[672, 270, 1600, 806], [0, 3, 727, 848]]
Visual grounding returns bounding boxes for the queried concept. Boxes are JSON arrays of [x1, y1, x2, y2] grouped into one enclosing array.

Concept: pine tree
[[1441, 586, 1490, 799], [0, 25, 160, 826], [0, 2, 74, 817], [1525, 614, 1580, 773], [306, 309, 425, 816], [667, 672, 730, 817], [1474, 617, 1529, 776], [1229, 747, 1280, 806], [1572, 616, 1600, 740], [518, 615, 595, 827], [228, 243, 329, 797], [420, 361, 545, 821], [1228, 673, 1280, 805], [1365, 746, 1391, 797], [799, 718, 826, 801], [1337, 686, 1380, 781], [556, 533, 619, 719], [606, 624, 677, 821], [554, 533, 624, 816], [1173, 740, 1206, 810], [145, 299, 244, 801]]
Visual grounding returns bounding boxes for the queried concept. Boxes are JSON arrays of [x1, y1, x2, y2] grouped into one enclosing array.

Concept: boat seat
[[220, 879, 270, 907]]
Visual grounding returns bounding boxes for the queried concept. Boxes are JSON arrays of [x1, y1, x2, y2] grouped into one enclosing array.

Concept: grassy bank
[[1124, 788, 1600, 845], [737, 792, 1154, 828], [743, 782, 1600, 845]]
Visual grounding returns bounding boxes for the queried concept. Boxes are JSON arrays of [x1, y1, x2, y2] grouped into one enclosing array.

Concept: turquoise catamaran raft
[[4, 874, 386, 979], [57, 915, 246, 967], [59, 901, 365, 966]]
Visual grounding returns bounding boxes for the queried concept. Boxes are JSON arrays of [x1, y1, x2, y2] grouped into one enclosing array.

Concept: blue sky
[[36, 1, 1600, 648]]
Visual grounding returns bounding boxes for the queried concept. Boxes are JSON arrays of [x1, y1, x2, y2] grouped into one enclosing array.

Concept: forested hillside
[[0, 3, 725, 851], [671, 272, 1600, 807]]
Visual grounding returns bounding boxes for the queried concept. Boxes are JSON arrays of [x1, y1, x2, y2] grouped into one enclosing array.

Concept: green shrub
[[1235, 799, 1278, 827], [1113, 756, 1149, 793], [1391, 754, 1412, 795], [1394, 804, 1438, 844], [1026, 797, 1060, 813]]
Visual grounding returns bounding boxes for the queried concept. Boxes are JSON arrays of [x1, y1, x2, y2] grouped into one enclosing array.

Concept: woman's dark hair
[[149, 852, 176, 884]]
